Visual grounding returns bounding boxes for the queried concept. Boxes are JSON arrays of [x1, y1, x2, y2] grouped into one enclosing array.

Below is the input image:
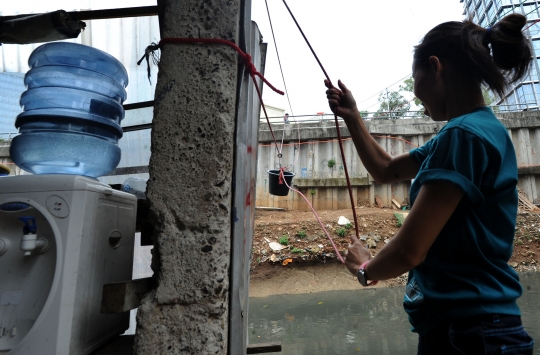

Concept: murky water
[[248, 272, 540, 355]]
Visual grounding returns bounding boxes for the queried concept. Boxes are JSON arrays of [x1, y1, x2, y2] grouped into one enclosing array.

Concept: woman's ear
[[428, 56, 443, 79]]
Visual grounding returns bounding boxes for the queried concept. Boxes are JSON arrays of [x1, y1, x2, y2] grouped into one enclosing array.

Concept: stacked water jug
[[10, 42, 128, 178]]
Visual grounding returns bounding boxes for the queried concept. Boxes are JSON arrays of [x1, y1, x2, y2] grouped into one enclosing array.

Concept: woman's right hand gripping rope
[[325, 79, 361, 122]]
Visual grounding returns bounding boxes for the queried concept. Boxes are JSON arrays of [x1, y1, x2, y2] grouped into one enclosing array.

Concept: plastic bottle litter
[[122, 177, 147, 200]]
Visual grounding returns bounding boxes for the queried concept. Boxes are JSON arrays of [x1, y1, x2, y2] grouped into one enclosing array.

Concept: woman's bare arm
[[326, 80, 420, 183], [345, 180, 464, 280]]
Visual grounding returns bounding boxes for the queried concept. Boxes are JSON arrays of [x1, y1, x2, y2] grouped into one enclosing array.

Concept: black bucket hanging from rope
[[268, 169, 295, 196]]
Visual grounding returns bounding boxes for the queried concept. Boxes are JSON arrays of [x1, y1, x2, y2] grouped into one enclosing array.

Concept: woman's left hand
[[345, 235, 372, 276]]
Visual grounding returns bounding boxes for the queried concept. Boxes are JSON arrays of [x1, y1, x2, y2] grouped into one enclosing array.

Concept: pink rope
[[279, 169, 345, 264]]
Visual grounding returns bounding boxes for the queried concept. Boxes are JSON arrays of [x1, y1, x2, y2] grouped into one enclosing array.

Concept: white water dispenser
[[0, 174, 137, 354]]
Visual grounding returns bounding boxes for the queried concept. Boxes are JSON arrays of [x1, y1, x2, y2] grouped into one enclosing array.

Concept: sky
[[1, 0, 465, 117], [250, 0, 465, 118]]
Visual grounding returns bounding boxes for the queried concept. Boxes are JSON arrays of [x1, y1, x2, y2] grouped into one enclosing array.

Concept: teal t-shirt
[[406, 107, 522, 335]]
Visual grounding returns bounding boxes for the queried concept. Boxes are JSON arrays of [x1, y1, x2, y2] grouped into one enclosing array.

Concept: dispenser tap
[[18, 217, 49, 256]]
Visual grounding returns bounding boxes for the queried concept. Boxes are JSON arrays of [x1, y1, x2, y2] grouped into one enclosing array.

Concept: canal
[[248, 272, 540, 354]]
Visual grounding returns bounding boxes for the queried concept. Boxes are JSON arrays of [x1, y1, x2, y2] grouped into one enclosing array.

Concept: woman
[[326, 14, 534, 354]]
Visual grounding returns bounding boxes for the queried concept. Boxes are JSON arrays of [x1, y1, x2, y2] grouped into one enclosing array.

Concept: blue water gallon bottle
[[10, 42, 128, 178]]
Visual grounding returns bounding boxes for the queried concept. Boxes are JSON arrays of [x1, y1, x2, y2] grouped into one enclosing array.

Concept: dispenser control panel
[[46, 196, 69, 218]]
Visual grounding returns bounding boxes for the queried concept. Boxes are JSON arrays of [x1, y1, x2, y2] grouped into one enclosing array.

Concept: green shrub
[[291, 248, 303, 254], [327, 159, 336, 168], [297, 230, 307, 238], [345, 223, 352, 229], [279, 235, 289, 245], [394, 212, 405, 227], [337, 228, 347, 237]]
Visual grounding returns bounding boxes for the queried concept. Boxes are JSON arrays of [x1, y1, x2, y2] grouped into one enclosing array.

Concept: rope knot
[[242, 53, 257, 75]]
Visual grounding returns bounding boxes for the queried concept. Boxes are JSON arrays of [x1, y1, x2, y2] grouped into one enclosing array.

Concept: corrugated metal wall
[[0, 6, 160, 102], [256, 114, 540, 210], [256, 129, 427, 210]]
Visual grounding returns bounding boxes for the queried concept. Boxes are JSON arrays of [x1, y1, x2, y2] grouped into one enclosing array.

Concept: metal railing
[[259, 104, 540, 125], [260, 110, 428, 124], [495, 103, 540, 112]]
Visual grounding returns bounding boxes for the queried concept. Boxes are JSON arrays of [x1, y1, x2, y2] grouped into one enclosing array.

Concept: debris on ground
[[337, 216, 350, 225], [269, 242, 286, 251], [252, 207, 540, 286], [518, 188, 540, 212]]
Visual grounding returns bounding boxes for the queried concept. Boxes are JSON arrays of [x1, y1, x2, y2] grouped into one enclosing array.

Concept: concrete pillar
[[134, 0, 241, 354]]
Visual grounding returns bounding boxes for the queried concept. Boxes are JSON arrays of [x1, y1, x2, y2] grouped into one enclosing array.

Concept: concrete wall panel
[[257, 114, 540, 210]]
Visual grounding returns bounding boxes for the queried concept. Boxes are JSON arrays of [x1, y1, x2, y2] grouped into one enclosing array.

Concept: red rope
[[152, 37, 285, 156], [281, 0, 360, 243], [278, 167, 285, 185], [159, 38, 284, 95]]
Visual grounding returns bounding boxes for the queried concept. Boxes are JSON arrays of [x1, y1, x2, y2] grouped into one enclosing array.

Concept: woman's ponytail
[[414, 13, 532, 99], [489, 14, 532, 85]]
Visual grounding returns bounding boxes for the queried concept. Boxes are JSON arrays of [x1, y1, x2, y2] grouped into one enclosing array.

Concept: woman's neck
[[444, 82, 486, 121]]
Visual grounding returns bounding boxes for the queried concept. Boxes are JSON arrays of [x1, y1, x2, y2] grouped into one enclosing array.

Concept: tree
[[481, 86, 500, 112], [482, 86, 496, 104], [399, 77, 422, 107], [374, 89, 411, 119], [359, 110, 369, 119]]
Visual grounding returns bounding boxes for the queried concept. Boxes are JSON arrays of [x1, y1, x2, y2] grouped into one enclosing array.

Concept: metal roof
[[0, 4, 159, 181], [0, 2, 160, 132]]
